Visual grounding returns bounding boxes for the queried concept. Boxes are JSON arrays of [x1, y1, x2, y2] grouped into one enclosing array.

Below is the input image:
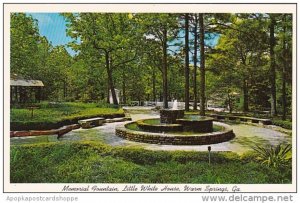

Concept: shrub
[[272, 120, 292, 130], [251, 143, 292, 169], [240, 151, 259, 163]]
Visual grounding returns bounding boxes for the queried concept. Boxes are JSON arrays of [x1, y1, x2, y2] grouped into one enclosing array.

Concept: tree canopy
[[10, 12, 293, 118]]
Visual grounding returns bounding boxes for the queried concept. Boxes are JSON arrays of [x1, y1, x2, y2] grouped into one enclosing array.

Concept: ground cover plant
[[10, 141, 292, 183], [10, 102, 123, 130]]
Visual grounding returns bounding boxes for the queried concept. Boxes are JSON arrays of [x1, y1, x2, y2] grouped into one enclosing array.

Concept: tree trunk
[[228, 93, 233, 114], [193, 15, 198, 110], [105, 51, 118, 105], [122, 69, 126, 104], [184, 13, 190, 111], [162, 28, 168, 109], [270, 15, 277, 116], [159, 91, 162, 102], [282, 14, 287, 120], [152, 67, 156, 102], [243, 78, 249, 112], [199, 13, 205, 116], [106, 82, 110, 104]]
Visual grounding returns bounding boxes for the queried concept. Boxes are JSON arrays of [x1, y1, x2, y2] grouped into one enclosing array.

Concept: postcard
[[3, 3, 297, 195]]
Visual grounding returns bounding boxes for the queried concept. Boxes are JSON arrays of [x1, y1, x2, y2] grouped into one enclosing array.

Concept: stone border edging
[[116, 121, 235, 145], [10, 117, 131, 138], [10, 124, 80, 138]]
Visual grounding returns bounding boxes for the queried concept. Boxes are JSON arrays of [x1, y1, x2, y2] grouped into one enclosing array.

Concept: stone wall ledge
[[10, 117, 131, 138], [208, 114, 272, 125], [116, 121, 235, 145]]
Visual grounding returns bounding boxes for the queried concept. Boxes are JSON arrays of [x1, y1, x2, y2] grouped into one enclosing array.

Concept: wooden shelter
[[10, 75, 44, 104]]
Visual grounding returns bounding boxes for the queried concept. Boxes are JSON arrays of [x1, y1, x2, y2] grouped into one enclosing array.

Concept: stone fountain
[[160, 100, 185, 124], [116, 101, 235, 145]]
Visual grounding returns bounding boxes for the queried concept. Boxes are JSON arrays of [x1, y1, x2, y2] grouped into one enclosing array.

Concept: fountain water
[[172, 100, 178, 110]]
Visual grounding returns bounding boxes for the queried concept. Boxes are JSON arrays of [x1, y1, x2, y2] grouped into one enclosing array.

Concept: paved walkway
[[10, 113, 291, 154]]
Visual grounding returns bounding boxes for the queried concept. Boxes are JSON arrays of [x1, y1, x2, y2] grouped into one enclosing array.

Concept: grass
[[11, 102, 123, 123], [125, 122, 140, 131], [10, 141, 292, 183], [10, 102, 124, 130], [142, 118, 161, 125]]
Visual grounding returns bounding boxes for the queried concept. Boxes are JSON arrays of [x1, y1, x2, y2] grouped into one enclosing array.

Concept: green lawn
[[10, 141, 292, 183], [11, 102, 123, 123], [10, 102, 124, 130]]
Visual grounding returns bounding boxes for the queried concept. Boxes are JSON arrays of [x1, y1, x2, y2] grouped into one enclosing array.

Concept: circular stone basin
[[176, 116, 214, 133], [136, 118, 183, 132], [115, 121, 235, 145]]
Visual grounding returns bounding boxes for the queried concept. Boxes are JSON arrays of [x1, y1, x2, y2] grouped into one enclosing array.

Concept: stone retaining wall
[[10, 117, 131, 138], [11, 124, 80, 138], [116, 122, 235, 145]]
